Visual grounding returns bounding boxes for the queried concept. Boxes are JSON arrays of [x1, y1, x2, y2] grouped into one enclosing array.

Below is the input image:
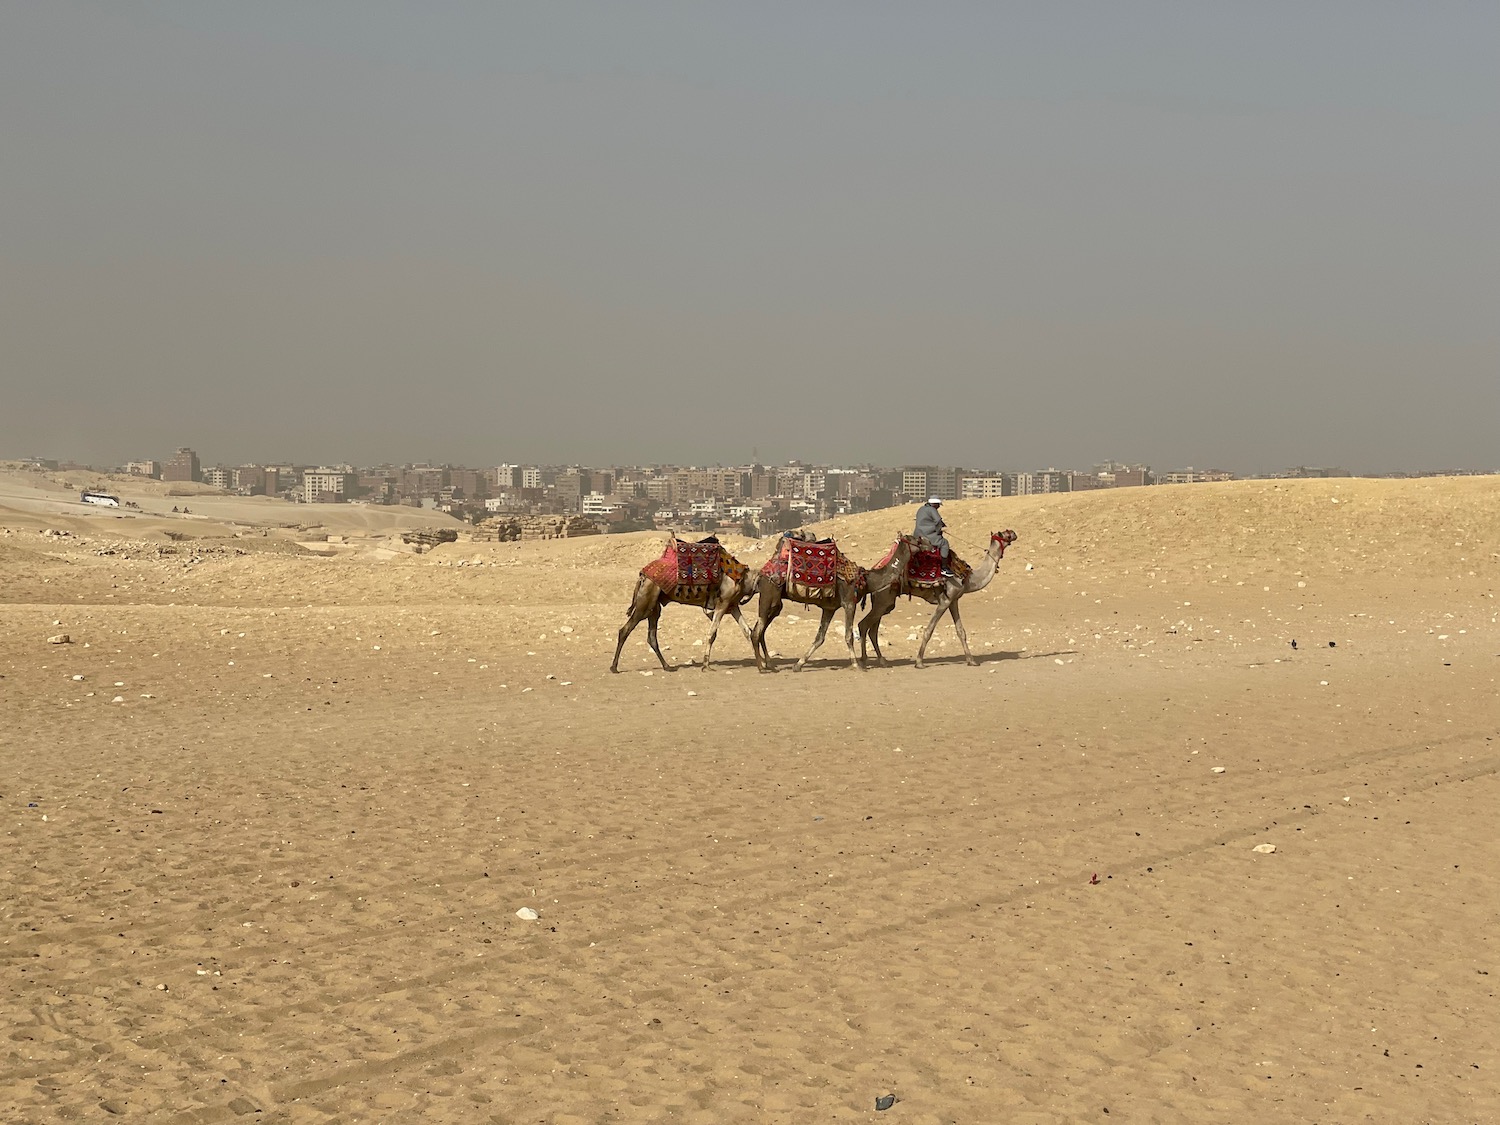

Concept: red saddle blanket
[[873, 540, 972, 591], [641, 539, 729, 603], [906, 547, 971, 587], [761, 538, 863, 599]]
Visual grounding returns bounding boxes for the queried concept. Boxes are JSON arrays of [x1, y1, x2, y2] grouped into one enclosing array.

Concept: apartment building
[[902, 467, 958, 500], [1011, 470, 1068, 495], [163, 447, 200, 483], [304, 468, 356, 503], [959, 475, 1009, 499], [1159, 469, 1235, 484]]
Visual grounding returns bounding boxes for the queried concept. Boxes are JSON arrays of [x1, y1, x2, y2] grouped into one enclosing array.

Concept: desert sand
[[2, 472, 1497, 1124]]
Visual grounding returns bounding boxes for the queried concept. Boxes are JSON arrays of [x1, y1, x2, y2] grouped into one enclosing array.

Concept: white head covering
[[927, 496, 942, 505]]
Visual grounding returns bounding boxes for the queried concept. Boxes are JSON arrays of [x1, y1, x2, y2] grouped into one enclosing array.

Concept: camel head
[[990, 529, 1018, 555]]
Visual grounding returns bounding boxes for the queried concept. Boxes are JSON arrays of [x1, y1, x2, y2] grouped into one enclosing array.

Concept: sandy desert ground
[[2, 471, 1497, 1124]]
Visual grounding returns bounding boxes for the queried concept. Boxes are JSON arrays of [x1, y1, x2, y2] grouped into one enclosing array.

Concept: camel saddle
[[641, 538, 746, 606], [873, 538, 972, 596], [761, 535, 864, 600]]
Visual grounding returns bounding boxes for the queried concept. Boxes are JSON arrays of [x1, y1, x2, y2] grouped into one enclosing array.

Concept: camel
[[858, 530, 1018, 669], [610, 541, 761, 673], [749, 534, 919, 672]]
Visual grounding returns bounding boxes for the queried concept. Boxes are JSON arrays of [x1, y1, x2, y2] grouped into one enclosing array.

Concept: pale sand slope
[[0, 470, 466, 537], [1, 477, 1497, 1124]]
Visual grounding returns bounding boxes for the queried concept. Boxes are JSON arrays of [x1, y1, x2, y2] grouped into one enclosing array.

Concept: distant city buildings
[[56, 444, 1488, 537], [1158, 468, 1235, 485]]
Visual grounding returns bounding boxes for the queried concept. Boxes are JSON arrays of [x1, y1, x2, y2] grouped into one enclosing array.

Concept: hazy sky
[[3, 2, 1496, 472]]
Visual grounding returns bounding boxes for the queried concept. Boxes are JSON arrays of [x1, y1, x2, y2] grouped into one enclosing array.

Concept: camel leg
[[858, 594, 893, 667], [794, 606, 836, 670], [611, 610, 643, 672], [949, 600, 976, 665], [645, 604, 672, 671], [842, 599, 861, 669], [751, 595, 782, 672], [914, 598, 951, 669], [611, 582, 657, 672], [702, 597, 738, 670]]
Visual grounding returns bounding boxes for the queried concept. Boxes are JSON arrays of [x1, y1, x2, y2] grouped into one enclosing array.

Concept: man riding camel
[[913, 496, 954, 578]]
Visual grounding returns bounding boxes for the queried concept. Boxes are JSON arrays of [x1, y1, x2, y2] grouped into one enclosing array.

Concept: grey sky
[[3, 2, 1496, 472]]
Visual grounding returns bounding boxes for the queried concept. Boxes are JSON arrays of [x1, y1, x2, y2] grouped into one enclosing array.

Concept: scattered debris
[[47, 634, 71, 644], [515, 907, 540, 921], [1253, 843, 1277, 854]]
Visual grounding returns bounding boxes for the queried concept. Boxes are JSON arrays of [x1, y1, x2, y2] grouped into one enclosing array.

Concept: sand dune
[[2, 477, 1497, 1123]]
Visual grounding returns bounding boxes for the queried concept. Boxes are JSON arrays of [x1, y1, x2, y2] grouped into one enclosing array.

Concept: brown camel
[[859, 530, 1018, 669], [749, 535, 919, 672], [610, 542, 760, 673]]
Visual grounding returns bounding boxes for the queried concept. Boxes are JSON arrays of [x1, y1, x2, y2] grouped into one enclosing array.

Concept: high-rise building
[[201, 467, 231, 489], [645, 476, 675, 505], [926, 467, 957, 500], [304, 468, 355, 503], [449, 468, 486, 499], [960, 476, 1009, 499], [163, 447, 200, 483], [555, 470, 586, 510], [1011, 470, 1068, 495], [903, 467, 957, 500]]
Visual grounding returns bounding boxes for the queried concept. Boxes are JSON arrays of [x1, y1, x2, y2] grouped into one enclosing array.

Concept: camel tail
[[624, 573, 650, 613]]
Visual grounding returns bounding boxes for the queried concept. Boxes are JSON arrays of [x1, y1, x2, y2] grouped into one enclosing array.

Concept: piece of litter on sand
[[1253, 843, 1277, 854], [515, 907, 540, 921], [1211, 766, 1226, 774], [686, 690, 697, 697], [875, 1095, 897, 1111]]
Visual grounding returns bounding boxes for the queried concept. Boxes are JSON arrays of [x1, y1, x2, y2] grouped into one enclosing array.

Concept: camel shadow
[[862, 648, 1077, 670]]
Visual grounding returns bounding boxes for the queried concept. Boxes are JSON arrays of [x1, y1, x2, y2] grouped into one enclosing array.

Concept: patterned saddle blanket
[[873, 539, 972, 593], [761, 537, 864, 601], [641, 539, 745, 605], [906, 547, 972, 589]]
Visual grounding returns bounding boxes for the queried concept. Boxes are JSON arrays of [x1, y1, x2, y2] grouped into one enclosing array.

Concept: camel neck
[[965, 543, 1004, 592]]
